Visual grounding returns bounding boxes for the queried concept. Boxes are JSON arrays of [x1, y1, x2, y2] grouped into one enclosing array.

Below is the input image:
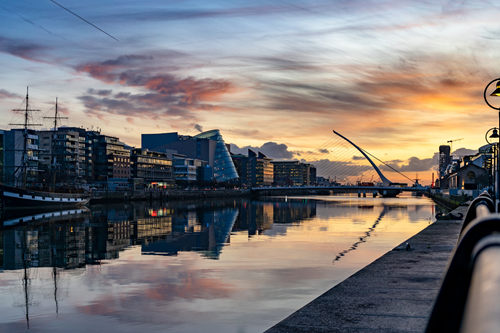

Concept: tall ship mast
[[43, 98, 68, 190], [9, 87, 41, 188], [0, 88, 90, 210]]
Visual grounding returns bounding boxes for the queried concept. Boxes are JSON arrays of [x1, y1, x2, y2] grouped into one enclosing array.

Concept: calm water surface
[[0, 194, 443, 332]]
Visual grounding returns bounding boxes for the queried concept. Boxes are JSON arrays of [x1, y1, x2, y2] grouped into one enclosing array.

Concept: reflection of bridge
[[251, 185, 428, 196]]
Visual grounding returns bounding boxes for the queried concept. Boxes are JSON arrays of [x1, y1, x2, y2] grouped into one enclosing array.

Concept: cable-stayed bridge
[[262, 130, 428, 197]]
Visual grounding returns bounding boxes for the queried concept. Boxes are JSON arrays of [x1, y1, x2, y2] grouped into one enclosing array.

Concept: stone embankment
[[89, 189, 250, 204], [265, 205, 468, 333]]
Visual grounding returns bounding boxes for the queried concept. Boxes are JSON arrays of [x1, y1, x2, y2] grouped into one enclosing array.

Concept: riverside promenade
[[265, 204, 468, 333]]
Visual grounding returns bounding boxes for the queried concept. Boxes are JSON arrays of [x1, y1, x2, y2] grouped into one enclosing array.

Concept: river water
[[0, 194, 444, 333]]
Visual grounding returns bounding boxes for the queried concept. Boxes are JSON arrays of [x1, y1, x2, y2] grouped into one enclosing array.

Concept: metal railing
[[426, 191, 500, 333]]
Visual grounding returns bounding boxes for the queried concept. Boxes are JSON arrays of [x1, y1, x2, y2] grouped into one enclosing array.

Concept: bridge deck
[[264, 205, 466, 333], [251, 186, 426, 192]]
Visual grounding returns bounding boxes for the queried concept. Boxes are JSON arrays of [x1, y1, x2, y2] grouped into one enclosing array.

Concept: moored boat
[[1, 88, 90, 210], [0, 184, 90, 209]]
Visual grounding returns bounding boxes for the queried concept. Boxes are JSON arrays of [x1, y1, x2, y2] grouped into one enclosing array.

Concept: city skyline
[[2, 0, 500, 184]]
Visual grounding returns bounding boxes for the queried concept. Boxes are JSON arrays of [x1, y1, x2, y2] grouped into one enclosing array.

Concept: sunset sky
[[2, 0, 500, 184]]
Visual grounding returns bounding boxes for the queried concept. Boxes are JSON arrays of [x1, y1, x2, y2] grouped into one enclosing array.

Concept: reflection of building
[[141, 130, 238, 182], [141, 208, 238, 259], [234, 199, 316, 236], [271, 200, 316, 224], [0, 198, 318, 271]]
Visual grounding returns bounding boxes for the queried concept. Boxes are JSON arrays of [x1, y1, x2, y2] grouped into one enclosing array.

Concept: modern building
[[172, 154, 198, 184], [130, 148, 174, 188], [231, 149, 273, 187], [272, 160, 314, 186], [38, 127, 92, 184], [439, 145, 452, 180], [141, 129, 238, 182], [88, 131, 130, 181], [3, 129, 40, 186]]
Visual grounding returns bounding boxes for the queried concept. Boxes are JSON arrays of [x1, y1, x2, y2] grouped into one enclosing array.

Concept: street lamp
[[484, 78, 500, 211], [485, 127, 499, 197]]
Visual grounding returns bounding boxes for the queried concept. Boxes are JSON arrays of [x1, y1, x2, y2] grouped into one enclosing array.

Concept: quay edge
[[264, 203, 468, 333]]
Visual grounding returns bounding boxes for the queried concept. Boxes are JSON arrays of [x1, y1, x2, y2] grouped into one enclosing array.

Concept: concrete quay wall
[[89, 189, 250, 204], [265, 205, 468, 333]]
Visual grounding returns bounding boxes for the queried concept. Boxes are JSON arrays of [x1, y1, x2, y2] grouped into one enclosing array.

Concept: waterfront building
[[172, 154, 198, 184], [309, 164, 317, 185], [231, 149, 273, 187], [141, 129, 238, 182], [438, 145, 452, 183], [0, 130, 4, 184], [447, 160, 489, 190], [38, 127, 93, 184], [130, 148, 174, 188], [272, 160, 314, 186], [3, 129, 40, 186], [88, 131, 130, 181]]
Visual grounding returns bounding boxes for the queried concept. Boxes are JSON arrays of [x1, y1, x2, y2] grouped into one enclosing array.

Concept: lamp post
[[485, 127, 499, 199], [484, 78, 500, 211]]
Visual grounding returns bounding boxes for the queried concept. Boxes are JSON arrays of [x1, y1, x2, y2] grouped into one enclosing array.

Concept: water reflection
[[0, 196, 439, 333], [0, 199, 318, 271], [333, 205, 387, 263]]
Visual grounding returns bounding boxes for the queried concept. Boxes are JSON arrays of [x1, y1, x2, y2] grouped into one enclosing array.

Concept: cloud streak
[[76, 55, 236, 121]]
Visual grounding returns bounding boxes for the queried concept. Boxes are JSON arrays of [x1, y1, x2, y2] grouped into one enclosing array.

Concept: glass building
[[192, 130, 239, 182]]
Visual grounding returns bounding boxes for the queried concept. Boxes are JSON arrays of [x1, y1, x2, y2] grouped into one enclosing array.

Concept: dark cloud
[[452, 148, 478, 157], [230, 142, 294, 159], [0, 36, 47, 62], [194, 124, 203, 132], [87, 88, 113, 96], [112, 4, 327, 22], [379, 153, 439, 173], [76, 55, 235, 120], [318, 149, 329, 154], [352, 155, 364, 160], [0, 89, 22, 100]]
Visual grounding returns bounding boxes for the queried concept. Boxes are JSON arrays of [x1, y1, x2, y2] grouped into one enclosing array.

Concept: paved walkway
[[265, 205, 467, 333]]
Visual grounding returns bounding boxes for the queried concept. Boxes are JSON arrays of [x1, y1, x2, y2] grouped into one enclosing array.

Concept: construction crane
[[447, 138, 464, 153]]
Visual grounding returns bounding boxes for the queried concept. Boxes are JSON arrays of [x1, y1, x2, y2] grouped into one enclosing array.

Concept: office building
[[272, 160, 314, 186], [141, 129, 238, 182]]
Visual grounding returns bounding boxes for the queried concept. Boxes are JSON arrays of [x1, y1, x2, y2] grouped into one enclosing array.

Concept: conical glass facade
[[192, 130, 239, 182]]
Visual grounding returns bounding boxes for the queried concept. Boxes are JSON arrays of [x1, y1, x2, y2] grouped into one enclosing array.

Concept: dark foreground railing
[[426, 191, 500, 333]]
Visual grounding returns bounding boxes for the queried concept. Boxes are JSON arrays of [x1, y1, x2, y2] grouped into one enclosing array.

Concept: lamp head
[[490, 128, 500, 139], [491, 81, 500, 97]]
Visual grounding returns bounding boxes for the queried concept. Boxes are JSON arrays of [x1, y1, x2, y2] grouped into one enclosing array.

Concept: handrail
[[460, 236, 500, 333], [461, 191, 495, 234], [426, 191, 500, 333]]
